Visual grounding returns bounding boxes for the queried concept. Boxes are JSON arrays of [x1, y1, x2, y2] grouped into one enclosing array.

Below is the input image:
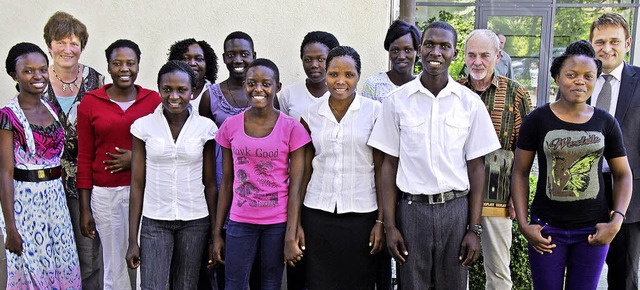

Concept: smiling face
[[302, 42, 330, 84], [159, 70, 192, 114], [326, 55, 360, 101], [590, 24, 631, 74], [182, 43, 206, 83], [108, 47, 139, 90], [556, 55, 598, 104], [244, 65, 281, 110], [389, 33, 417, 75], [464, 34, 500, 83], [12, 52, 50, 96], [49, 34, 82, 68], [420, 28, 457, 78], [223, 39, 255, 79]]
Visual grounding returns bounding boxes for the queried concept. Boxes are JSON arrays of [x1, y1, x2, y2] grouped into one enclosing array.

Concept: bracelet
[[375, 219, 384, 225], [611, 210, 626, 221]]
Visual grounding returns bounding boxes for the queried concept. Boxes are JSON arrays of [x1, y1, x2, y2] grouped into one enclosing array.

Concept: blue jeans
[[140, 216, 210, 290], [225, 220, 286, 290], [528, 217, 609, 290]]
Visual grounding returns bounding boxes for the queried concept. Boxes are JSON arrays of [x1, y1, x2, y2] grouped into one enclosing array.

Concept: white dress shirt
[[367, 74, 500, 195], [131, 105, 218, 221], [278, 81, 329, 121], [591, 61, 623, 117], [301, 95, 381, 213]]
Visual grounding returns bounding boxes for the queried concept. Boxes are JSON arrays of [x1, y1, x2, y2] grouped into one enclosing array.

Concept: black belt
[[402, 190, 469, 205], [13, 166, 62, 182]]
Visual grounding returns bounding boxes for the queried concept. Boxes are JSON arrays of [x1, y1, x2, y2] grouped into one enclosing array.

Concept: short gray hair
[[464, 29, 500, 53]]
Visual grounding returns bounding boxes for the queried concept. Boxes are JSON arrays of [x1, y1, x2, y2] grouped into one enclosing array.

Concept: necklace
[[226, 81, 247, 108], [328, 98, 347, 120], [53, 66, 80, 92]]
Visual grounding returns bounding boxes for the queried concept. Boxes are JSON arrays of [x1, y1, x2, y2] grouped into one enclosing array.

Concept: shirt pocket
[[399, 117, 425, 149], [184, 137, 204, 156], [444, 117, 470, 150]]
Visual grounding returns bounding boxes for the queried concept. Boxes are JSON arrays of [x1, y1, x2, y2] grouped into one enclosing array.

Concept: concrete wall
[[0, 0, 392, 105]]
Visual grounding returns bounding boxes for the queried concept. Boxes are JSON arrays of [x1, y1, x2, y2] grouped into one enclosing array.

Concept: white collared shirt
[[131, 104, 218, 221], [301, 95, 381, 213], [367, 74, 500, 195], [592, 62, 623, 116], [278, 81, 329, 121]]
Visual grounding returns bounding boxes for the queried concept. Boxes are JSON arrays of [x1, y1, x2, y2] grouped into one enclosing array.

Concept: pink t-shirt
[[216, 112, 311, 225]]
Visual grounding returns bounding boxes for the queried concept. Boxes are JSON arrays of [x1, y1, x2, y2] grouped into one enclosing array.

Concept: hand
[[212, 234, 225, 267], [369, 222, 385, 254], [385, 226, 408, 264], [80, 210, 96, 239], [284, 225, 305, 267], [519, 223, 556, 254], [459, 231, 481, 266], [104, 147, 132, 173], [588, 219, 623, 246], [5, 228, 23, 256], [508, 197, 517, 220], [207, 243, 216, 269], [125, 242, 141, 269]]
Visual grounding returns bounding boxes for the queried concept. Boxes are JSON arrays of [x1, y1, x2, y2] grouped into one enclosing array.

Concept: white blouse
[[301, 95, 381, 213], [278, 81, 329, 121], [131, 105, 218, 221]]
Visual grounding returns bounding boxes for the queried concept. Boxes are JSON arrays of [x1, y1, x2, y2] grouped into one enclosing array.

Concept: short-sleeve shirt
[[367, 74, 501, 195], [131, 105, 218, 221], [215, 112, 311, 225], [278, 81, 328, 121], [301, 95, 381, 213], [517, 104, 626, 228]]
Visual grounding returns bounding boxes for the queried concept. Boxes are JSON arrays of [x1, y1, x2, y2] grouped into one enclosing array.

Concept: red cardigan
[[76, 84, 161, 189]]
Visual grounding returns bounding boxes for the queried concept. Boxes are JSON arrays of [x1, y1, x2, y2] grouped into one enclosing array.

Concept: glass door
[[477, 7, 554, 106]]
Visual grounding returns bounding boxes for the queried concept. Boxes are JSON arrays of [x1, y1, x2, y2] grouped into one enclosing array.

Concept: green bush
[[469, 174, 537, 290]]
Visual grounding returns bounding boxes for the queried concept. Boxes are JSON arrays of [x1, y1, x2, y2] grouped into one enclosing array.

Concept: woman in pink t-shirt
[[212, 58, 310, 289]]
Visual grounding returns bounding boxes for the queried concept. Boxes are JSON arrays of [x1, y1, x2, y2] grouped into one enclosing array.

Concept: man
[[590, 13, 640, 290], [496, 33, 514, 79], [368, 21, 500, 290], [459, 29, 532, 290]]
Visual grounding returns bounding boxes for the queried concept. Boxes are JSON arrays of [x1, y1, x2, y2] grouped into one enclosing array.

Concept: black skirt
[[301, 205, 377, 290]]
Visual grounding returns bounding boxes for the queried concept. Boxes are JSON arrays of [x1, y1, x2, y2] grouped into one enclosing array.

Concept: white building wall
[[0, 0, 392, 105]]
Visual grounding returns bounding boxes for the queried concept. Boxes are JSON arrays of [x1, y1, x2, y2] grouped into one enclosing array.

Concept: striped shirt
[[459, 74, 532, 216]]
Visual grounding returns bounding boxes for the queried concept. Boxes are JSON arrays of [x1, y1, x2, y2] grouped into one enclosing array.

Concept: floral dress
[[0, 97, 81, 289]]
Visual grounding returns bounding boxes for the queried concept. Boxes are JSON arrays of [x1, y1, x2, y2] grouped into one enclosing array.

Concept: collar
[[458, 73, 499, 93], [407, 73, 462, 99], [605, 62, 624, 82], [318, 94, 362, 120]]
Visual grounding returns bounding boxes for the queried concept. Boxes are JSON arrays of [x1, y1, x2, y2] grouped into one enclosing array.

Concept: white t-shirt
[[278, 81, 329, 121]]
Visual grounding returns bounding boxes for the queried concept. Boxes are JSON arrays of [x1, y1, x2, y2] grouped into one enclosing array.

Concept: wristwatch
[[467, 224, 483, 237]]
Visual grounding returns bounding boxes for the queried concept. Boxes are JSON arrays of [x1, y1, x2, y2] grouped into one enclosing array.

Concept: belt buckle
[[430, 192, 445, 204], [37, 169, 45, 179]]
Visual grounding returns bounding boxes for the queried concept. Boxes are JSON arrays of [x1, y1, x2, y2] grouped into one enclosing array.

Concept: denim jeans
[[140, 216, 210, 290], [225, 220, 286, 290], [528, 217, 609, 290]]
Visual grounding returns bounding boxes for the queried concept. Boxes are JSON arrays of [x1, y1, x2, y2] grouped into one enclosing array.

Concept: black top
[[517, 103, 626, 228]]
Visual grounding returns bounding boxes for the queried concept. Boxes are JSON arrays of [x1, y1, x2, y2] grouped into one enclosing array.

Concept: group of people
[[0, 9, 639, 290]]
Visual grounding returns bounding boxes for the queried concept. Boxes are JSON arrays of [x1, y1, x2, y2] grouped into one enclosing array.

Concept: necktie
[[596, 74, 613, 111]]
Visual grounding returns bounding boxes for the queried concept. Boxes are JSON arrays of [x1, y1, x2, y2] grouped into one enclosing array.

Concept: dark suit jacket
[[613, 63, 640, 223]]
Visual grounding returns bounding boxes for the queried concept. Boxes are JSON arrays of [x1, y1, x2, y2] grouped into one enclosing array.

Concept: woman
[[41, 11, 105, 289], [168, 38, 218, 114], [125, 61, 217, 290], [77, 39, 161, 290], [0, 42, 81, 289], [278, 31, 339, 120], [297, 46, 384, 289], [212, 58, 310, 290], [511, 40, 632, 290], [362, 20, 421, 103]]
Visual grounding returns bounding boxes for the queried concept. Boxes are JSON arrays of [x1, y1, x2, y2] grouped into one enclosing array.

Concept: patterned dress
[[0, 97, 81, 289]]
